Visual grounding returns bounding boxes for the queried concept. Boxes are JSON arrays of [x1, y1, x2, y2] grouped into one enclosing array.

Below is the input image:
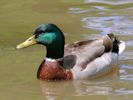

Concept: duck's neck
[[46, 43, 64, 59]]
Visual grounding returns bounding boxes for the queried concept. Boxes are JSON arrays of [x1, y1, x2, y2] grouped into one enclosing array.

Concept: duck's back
[[63, 34, 122, 70]]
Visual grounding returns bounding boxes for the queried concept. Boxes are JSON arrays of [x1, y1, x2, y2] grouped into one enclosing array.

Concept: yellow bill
[[16, 35, 37, 49]]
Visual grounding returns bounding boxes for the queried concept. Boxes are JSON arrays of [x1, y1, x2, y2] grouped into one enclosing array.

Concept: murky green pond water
[[0, 0, 133, 100]]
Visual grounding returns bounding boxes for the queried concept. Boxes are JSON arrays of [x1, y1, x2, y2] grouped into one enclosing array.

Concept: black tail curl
[[107, 34, 120, 53]]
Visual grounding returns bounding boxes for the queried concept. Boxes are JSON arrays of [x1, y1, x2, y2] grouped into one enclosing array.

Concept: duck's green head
[[16, 23, 65, 59]]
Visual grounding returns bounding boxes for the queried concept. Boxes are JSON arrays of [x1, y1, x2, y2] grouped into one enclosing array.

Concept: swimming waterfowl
[[16, 23, 125, 80]]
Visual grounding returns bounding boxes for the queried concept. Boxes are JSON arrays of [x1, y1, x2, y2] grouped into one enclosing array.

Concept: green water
[[0, 0, 133, 100]]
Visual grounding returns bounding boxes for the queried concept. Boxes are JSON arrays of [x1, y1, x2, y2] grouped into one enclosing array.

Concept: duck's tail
[[107, 34, 126, 54], [118, 41, 126, 54]]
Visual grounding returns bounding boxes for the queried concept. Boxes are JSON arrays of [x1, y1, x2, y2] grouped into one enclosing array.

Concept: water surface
[[0, 0, 133, 100]]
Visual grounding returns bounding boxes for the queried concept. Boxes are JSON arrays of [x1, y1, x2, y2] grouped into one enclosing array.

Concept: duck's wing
[[63, 34, 119, 69], [72, 52, 119, 79]]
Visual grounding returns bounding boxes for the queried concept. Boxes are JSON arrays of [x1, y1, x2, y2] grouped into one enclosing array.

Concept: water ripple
[[115, 88, 133, 95], [121, 65, 133, 69], [126, 40, 133, 47], [120, 74, 133, 81], [120, 52, 133, 61], [82, 16, 133, 35], [69, 7, 91, 14], [85, 0, 133, 5]]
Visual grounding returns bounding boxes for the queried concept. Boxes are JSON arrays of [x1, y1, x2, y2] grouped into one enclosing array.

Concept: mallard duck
[[16, 23, 125, 80]]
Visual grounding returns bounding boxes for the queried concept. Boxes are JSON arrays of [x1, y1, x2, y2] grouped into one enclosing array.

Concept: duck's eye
[[38, 31, 45, 34], [35, 31, 45, 38]]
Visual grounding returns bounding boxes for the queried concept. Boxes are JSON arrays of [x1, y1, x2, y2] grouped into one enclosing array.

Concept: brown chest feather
[[37, 60, 73, 80]]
